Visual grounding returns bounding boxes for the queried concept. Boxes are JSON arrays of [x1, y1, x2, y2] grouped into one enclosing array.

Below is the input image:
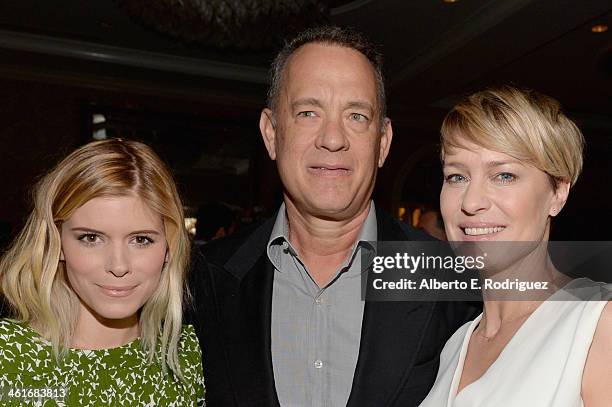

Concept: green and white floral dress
[[0, 319, 205, 406]]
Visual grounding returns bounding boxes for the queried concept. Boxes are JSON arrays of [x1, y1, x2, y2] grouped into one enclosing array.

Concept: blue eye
[[495, 172, 517, 184], [444, 174, 468, 184]]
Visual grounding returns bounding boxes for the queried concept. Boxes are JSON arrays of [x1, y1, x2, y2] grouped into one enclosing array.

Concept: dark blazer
[[188, 210, 479, 407]]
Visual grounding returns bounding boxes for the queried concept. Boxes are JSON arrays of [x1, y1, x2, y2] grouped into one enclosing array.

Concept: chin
[[307, 201, 354, 217], [89, 301, 142, 323]]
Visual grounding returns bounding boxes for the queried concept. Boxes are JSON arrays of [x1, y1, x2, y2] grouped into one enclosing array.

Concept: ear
[[377, 117, 393, 168], [60, 248, 65, 261], [259, 108, 277, 160], [549, 179, 570, 217], [164, 250, 169, 263]]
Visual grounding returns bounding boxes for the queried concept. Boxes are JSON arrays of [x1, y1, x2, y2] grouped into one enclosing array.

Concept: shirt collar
[[268, 201, 289, 247], [358, 201, 377, 252], [266, 201, 377, 268]]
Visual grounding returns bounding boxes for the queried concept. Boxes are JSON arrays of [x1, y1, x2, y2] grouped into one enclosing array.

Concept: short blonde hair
[[441, 85, 584, 188], [0, 139, 190, 378]]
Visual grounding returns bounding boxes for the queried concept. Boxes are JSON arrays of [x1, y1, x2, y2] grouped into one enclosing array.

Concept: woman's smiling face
[[60, 195, 167, 324], [440, 140, 569, 242]]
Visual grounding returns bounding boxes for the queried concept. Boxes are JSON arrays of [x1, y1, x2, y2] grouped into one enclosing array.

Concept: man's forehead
[[286, 42, 374, 75], [280, 43, 378, 101]]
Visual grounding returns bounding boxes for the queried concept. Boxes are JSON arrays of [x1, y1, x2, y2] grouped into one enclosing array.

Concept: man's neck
[[284, 200, 371, 288]]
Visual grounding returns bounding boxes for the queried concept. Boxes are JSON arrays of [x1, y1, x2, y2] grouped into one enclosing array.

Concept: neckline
[[449, 314, 485, 403], [448, 277, 585, 403], [17, 320, 141, 354]]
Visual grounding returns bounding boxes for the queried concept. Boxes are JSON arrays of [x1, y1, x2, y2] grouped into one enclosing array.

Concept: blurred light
[[92, 114, 106, 124], [412, 208, 422, 227], [185, 217, 197, 236], [92, 129, 107, 140], [398, 206, 406, 221], [443, 0, 459, 3], [591, 24, 608, 33]]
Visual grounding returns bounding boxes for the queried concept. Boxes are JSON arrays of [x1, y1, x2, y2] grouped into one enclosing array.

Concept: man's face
[[260, 43, 392, 219]]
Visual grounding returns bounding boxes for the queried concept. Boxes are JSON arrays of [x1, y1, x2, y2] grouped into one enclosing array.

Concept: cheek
[[277, 135, 308, 165], [440, 186, 461, 219], [61, 243, 102, 281], [132, 248, 167, 279], [64, 261, 106, 298], [63, 256, 102, 303], [360, 142, 380, 168], [498, 188, 552, 240], [504, 187, 551, 221]]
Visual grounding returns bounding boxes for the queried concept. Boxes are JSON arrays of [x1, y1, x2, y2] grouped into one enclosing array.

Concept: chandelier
[[119, 0, 334, 50]]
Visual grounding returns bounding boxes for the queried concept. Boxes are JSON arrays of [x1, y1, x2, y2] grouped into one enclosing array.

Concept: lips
[[308, 164, 351, 176], [97, 284, 138, 298]]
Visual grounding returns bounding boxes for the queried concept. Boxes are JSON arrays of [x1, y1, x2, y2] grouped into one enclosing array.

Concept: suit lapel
[[216, 219, 281, 407], [347, 213, 435, 407]]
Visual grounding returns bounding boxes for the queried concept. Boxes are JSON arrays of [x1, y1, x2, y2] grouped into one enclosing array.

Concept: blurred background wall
[[0, 0, 610, 245]]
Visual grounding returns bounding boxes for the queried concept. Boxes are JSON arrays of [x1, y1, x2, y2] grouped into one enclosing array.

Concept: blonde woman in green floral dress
[[0, 139, 205, 406]]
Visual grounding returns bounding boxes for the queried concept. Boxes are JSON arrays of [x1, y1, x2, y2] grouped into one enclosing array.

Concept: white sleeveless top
[[420, 279, 611, 407]]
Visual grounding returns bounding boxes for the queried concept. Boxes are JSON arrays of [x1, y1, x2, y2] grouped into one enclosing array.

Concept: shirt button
[[314, 360, 323, 369], [315, 297, 323, 305]]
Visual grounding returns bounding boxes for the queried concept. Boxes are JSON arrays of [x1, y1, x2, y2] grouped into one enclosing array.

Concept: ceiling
[[0, 0, 610, 123]]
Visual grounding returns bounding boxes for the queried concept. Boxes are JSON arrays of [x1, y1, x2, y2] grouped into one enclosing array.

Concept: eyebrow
[[345, 101, 374, 114], [70, 227, 162, 235], [443, 160, 523, 169], [291, 98, 323, 111], [485, 160, 523, 169], [442, 161, 466, 169], [290, 98, 375, 114]]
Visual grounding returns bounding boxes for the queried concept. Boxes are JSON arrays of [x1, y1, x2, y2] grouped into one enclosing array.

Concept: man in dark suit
[[189, 26, 477, 407]]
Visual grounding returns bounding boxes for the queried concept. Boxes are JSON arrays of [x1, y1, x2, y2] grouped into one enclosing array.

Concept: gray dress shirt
[[267, 202, 377, 407]]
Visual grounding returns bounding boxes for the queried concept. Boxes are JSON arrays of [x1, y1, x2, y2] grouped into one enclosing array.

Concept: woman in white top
[[420, 86, 611, 407]]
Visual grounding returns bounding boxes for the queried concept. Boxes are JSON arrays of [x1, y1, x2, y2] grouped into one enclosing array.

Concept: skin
[[441, 141, 568, 243], [60, 195, 167, 349], [442, 140, 569, 286], [440, 140, 610, 405], [259, 43, 392, 287]]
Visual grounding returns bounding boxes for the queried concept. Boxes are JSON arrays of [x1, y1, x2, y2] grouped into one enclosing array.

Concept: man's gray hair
[[267, 26, 386, 123]]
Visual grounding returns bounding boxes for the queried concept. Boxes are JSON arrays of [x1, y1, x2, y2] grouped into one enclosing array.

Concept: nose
[[315, 115, 349, 152], [461, 180, 491, 215], [107, 243, 129, 278]]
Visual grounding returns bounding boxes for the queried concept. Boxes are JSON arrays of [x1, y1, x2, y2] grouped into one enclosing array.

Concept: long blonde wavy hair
[[0, 139, 190, 378]]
